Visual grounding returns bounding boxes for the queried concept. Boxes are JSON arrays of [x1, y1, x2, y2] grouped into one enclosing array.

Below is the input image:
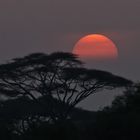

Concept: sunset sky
[[0, 0, 140, 110]]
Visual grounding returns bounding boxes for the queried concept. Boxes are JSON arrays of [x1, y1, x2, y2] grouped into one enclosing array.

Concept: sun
[[72, 34, 118, 60]]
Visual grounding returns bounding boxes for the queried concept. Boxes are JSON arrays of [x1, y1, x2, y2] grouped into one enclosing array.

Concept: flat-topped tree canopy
[[0, 52, 132, 121], [62, 68, 132, 87], [54, 67, 132, 110]]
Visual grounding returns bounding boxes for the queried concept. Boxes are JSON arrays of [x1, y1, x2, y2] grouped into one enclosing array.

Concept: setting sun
[[72, 34, 118, 60]]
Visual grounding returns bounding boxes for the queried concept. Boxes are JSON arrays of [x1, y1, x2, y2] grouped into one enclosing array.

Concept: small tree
[[107, 83, 140, 112]]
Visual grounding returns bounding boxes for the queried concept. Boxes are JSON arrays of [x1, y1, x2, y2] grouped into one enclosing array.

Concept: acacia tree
[[0, 52, 132, 124]]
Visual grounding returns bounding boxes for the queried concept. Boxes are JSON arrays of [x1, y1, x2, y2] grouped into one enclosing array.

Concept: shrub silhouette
[[89, 83, 140, 140]]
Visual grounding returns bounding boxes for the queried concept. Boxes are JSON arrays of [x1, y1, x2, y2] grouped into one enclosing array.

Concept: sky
[[0, 0, 140, 110]]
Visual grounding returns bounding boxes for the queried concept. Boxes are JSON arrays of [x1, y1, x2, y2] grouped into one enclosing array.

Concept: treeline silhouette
[[0, 52, 138, 140]]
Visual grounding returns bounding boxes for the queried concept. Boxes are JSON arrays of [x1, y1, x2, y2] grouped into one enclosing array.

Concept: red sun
[[72, 34, 118, 60]]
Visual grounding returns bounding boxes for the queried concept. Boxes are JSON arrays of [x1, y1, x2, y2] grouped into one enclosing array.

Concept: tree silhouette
[[0, 52, 132, 124], [104, 83, 140, 112], [91, 83, 140, 140]]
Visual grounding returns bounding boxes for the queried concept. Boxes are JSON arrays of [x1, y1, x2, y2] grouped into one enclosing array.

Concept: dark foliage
[[0, 52, 133, 140]]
